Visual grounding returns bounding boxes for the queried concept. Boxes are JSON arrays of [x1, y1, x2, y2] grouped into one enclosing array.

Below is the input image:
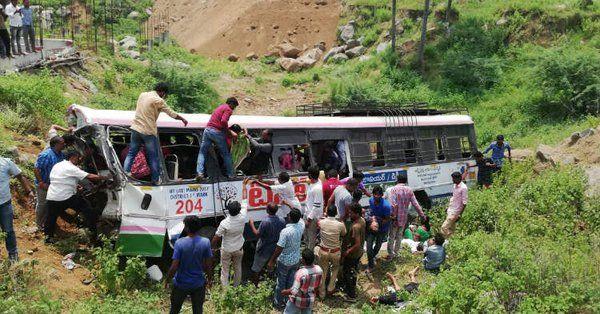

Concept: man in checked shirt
[[282, 248, 323, 314], [385, 173, 427, 260]]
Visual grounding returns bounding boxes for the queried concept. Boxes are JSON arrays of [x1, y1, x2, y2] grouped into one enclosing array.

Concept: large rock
[[536, 144, 555, 164], [127, 11, 140, 19], [345, 45, 366, 58], [124, 50, 141, 59], [278, 43, 301, 58], [246, 52, 259, 60], [338, 21, 355, 43], [278, 57, 302, 72], [376, 41, 390, 54], [227, 54, 239, 62], [323, 46, 345, 62], [297, 47, 324, 69], [345, 39, 361, 50], [567, 132, 581, 146], [580, 128, 595, 138], [329, 53, 348, 63], [118, 36, 137, 50]]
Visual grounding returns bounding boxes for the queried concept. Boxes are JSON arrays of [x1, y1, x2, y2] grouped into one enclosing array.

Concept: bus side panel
[[117, 184, 167, 257]]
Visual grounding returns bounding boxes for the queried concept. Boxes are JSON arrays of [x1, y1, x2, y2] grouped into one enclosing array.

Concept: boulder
[[323, 46, 345, 62], [359, 55, 372, 62], [278, 43, 301, 58], [315, 42, 326, 51], [345, 39, 361, 50], [329, 53, 349, 63], [127, 11, 140, 19], [278, 57, 302, 72], [124, 50, 141, 59], [227, 54, 239, 62], [315, 0, 327, 5], [345, 45, 366, 58], [118, 36, 137, 50], [376, 41, 390, 54], [536, 144, 555, 164], [567, 132, 581, 146], [580, 128, 595, 138], [338, 21, 355, 43], [246, 52, 259, 60]]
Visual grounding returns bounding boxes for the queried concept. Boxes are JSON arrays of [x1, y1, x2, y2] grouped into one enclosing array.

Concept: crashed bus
[[67, 103, 478, 257]]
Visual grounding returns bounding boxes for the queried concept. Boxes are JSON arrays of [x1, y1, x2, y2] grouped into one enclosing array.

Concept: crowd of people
[[0, 82, 514, 314], [0, 0, 36, 59]]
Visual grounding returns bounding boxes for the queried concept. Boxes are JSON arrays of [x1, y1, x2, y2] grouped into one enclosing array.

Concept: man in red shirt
[[321, 169, 341, 212], [196, 97, 238, 179]]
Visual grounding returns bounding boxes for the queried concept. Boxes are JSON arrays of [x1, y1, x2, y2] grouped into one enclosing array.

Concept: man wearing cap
[[483, 134, 512, 168]]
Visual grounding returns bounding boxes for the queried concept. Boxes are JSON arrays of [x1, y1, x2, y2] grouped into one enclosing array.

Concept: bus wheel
[[414, 190, 432, 210]]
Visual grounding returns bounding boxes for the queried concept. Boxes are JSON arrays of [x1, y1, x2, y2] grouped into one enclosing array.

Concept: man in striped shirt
[[386, 174, 426, 259], [282, 248, 323, 314]]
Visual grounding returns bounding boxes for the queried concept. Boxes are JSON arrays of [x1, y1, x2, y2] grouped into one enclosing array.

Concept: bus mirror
[[141, 194, 152, 210]]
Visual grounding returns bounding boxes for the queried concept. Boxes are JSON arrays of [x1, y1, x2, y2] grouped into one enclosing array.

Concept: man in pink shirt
[[386, 174, 426, 259], [441, 172, 468, 238], [196, 97, 238, 179]]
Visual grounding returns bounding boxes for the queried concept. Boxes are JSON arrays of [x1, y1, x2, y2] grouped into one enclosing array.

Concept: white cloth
[[401, 238, 429, 253], [271, 180, 301, 218], [46, 160, 89, 201], [215, 208, 248, 252], [5, 3, 23, 27], [305, 181, 323, 220]]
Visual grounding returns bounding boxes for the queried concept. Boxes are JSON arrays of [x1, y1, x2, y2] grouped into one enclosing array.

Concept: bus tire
[[414, 190, 432, 210]]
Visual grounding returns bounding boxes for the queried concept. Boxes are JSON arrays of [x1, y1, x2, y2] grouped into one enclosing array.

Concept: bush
[[529, 47, 600, 120], [92, 237, 149, 295], [211, 280, 274, 313]]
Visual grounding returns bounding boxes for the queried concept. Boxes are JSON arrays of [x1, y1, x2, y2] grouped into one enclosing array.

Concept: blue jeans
[[284, 300, 312, 314], [124, 130, 161, 183], [274, 261, 299, 308], [196, 128, 233, 177], [0, 202, 17, 257], [366, 231, 386, 269]]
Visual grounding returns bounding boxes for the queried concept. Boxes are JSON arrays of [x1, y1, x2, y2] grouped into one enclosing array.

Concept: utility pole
[[418, 0, 430, 73], [391, 0, 397, 52]]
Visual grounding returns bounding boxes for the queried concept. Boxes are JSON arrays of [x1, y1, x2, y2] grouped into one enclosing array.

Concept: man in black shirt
[[239, 129, 273, 175], [473, 151, 496, 188]]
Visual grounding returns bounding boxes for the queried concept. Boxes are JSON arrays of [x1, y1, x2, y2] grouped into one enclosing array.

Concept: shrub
[[92, 237, 149, 295], [211, 280, 274, 313], [529, 47, 600, 120]]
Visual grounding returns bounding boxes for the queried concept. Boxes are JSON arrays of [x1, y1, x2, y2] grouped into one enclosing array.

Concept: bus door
[[307, 130, 351, 178]]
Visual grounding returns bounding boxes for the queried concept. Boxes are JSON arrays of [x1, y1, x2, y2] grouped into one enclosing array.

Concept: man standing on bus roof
[[483, 134, 511, 168], [386, 174, 427, 260], [196, 97, 239, 180], [125, 83, 188, 185], [441, 172, 468, 239]]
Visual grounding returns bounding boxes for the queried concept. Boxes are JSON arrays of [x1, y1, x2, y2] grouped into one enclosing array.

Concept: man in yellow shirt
[[124, 83, 188, 184]]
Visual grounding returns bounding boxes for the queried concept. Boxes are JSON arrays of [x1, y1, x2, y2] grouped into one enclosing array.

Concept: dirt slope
[[152, 0, 342, 58]]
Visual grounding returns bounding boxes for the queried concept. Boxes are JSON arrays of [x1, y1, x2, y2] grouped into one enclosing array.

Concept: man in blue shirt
[[423, 233, 446, 273], [166, 215, 214, 314], [483, 134, 512, 168], [21, 0, 34, 53], [268, 208, 305, 309], [0, 156, 34, 262], [365, 185, 391, 272], [33, 136, 65, 231], [248, 203, 286, 285]]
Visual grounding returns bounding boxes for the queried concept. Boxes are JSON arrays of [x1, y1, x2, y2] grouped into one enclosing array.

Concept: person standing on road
[[365, 185, 392, 272], [314, 205, 346, 300], [282, 248, 323, 314], [268, 208, 305, 309], [44, 150, 108, 244], [0, 155, 34, 262], [0, 5, 13, 59], [211, 201, 247, 287], [166, 215, 214, 314], [125, 83, 188, 185], [5, 0, 23, 56], [483, 134, 512, 168], [196, 97, 238, 180], [20, 0, 34, 53], [33, 136, 65, 232], [340, 203, 366, 302], [248, 203, 286, 284], [304, 166, 323, 251], [386, 174, 426, 260], [441, 172, 468, 238]]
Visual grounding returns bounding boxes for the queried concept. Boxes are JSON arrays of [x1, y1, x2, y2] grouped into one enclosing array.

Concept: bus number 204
[[176, 199, 203, 214]]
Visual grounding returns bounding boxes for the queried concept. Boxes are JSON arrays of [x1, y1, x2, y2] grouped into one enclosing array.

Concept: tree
[[418, 0, 431, 73]]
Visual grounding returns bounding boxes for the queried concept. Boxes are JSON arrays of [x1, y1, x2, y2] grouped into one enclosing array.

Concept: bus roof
[[70, 104, 474, 129]]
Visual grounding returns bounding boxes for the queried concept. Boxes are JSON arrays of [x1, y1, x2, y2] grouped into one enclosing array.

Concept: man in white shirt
[[212, 201, 247, 287], [304, 166, 323, 251], [4, 0, 24, 56], [251, 171, 301, 219], [441, 172, 468, 238], [44, 150, 108, 244], [327, 178, 358, 222]]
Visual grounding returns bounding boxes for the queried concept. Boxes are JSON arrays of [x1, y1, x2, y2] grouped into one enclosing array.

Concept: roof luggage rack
[[296, 102, 468, 117]]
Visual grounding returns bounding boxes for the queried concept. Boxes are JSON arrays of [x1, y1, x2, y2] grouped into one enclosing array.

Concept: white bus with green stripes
[[68, 103, 478, 258]]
